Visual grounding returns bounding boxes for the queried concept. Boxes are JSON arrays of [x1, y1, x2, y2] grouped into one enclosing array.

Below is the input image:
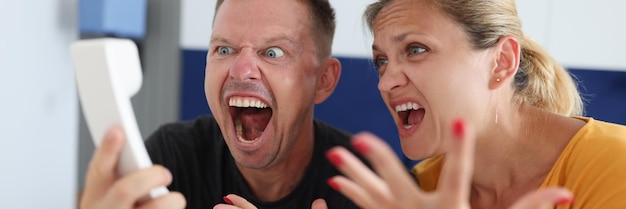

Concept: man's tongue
[[238, 108, 271, 141], [407, 109, 425, 125]]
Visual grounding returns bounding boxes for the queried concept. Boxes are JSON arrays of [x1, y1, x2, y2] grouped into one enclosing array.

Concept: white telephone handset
[[71, 38, 169, 199]]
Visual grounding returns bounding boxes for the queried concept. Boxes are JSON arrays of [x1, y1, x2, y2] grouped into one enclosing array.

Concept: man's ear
[[314, 58, 341, 104], [490, 35, 520, 90]]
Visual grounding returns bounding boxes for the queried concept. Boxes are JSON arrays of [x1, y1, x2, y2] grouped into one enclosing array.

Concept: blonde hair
[[365, 0, 583, 116]]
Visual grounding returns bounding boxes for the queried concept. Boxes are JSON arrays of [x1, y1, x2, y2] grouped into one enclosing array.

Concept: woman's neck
[[469, 103, 584, 208]]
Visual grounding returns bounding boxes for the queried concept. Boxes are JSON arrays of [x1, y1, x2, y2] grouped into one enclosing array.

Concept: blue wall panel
[[181, 49, 626, 168], [180, 50, 209, 120], [79, 0, 147, 38], [570, 69, 626, 125]]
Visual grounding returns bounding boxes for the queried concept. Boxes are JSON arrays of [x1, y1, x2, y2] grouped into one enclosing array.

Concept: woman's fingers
[[221, 194, 257, 209], [326, 132, 426, 209], [509, 188, 573, 209], [327, 175, 379, 208], [326, 119, 570, 209], [349, 133, 422, 203], [438, 119, 476, 205], [213, 196, 331, 209], [212, 204, 242, 209], [311, 198, 328, 209], [326, 146, 392, 205]]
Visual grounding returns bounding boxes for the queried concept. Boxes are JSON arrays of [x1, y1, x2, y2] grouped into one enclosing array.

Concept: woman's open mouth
[[395, 102, 425, 129]]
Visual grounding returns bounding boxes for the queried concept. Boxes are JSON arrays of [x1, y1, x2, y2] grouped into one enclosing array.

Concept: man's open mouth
[[228, 96, 272, 142], [395, 102, 425, 129]]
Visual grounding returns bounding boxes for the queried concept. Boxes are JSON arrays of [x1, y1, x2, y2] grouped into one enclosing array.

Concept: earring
[[495, 92, 499, 124], [495, 111, 499, 124], [496, 78, 501, 82]]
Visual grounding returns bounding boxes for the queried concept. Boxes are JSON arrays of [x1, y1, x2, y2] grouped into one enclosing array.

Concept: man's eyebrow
[[372, 44, 380, 52], [264, 35, 300, 48], [209, 35, 301, 48], [210, 37, 231, 46]]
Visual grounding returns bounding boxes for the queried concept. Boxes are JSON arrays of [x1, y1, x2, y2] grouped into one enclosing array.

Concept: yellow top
[[413, 117, 626, 208]]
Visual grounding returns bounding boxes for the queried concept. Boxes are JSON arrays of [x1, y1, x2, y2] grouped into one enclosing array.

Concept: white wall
[[180, 0, 626, 71], [0, 0, 78, 208], [546, 0, 626, 71], [180, 0, 216, 50]]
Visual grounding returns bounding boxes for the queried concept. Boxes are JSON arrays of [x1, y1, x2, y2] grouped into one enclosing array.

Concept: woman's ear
[[490, 35, 520, 90], [314, 58, 341, 104]]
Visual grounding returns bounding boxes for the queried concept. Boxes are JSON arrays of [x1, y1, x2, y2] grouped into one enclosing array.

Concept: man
[[79, 0, 360, 208]]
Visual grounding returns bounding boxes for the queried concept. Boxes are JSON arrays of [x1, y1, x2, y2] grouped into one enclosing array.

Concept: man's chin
[[232, 153, 277, 170]]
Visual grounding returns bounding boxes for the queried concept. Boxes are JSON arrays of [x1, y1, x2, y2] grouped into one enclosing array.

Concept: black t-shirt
[[145, 116, 360, 209]]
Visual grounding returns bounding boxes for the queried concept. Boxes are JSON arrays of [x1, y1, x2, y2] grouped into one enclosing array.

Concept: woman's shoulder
[[546, 117, 626, 207], [570, 117, 626, 148], [554, 117, 626, 179]]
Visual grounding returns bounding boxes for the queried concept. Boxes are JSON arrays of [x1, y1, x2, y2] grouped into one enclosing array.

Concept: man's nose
[[229, 48, 260, 81]]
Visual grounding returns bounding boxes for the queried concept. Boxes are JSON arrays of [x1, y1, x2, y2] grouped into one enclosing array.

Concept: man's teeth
[[395, 102, 421, 112], [235, 118, 255, 143], [229, 97, 268, 108]]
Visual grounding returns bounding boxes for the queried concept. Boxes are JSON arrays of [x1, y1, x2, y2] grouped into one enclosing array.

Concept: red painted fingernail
[[223, 196, 233, 204], [352, 140, 370, 155], [453, 119, 465, 139], [326, 151, 343, 167], [555, 197, 574, 205], [327, 178, 340, 191]]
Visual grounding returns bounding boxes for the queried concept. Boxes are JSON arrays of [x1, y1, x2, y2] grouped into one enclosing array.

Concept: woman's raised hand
[[325, 119, 573, 209]]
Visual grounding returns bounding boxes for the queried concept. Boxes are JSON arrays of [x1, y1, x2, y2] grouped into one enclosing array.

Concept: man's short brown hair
[[214, 0, 336, 59]]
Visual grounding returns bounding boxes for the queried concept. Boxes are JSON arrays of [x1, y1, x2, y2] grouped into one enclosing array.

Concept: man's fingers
[[350, 132, 422, 203], [311, 198, 328, 209], [90, 126, 125, 175], [103, 165, 173, 208], [509, 188, 573, 209], [222, 194, 257, 209], [438, 119, 475, 204], [136, 192, 186, 209], [327, 176, 379, 209], [83, 126, 125, 198]]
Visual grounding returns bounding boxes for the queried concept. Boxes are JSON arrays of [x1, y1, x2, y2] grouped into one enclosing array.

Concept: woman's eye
[[265, 47, 285, 58], [217, 46, 234, 55], [409, 46, 427, 55]]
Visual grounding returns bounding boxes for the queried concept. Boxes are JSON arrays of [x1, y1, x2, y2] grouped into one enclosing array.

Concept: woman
[[325, 0, 626, 208]]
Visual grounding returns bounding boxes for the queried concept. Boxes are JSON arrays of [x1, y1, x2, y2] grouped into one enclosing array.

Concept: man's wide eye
[[217, 46, 234, 55], [265, 47, 285, 58]]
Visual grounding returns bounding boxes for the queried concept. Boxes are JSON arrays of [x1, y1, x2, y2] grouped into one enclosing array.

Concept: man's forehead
[[214, 0, 310, 22], [210, 0, 315, 49]]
